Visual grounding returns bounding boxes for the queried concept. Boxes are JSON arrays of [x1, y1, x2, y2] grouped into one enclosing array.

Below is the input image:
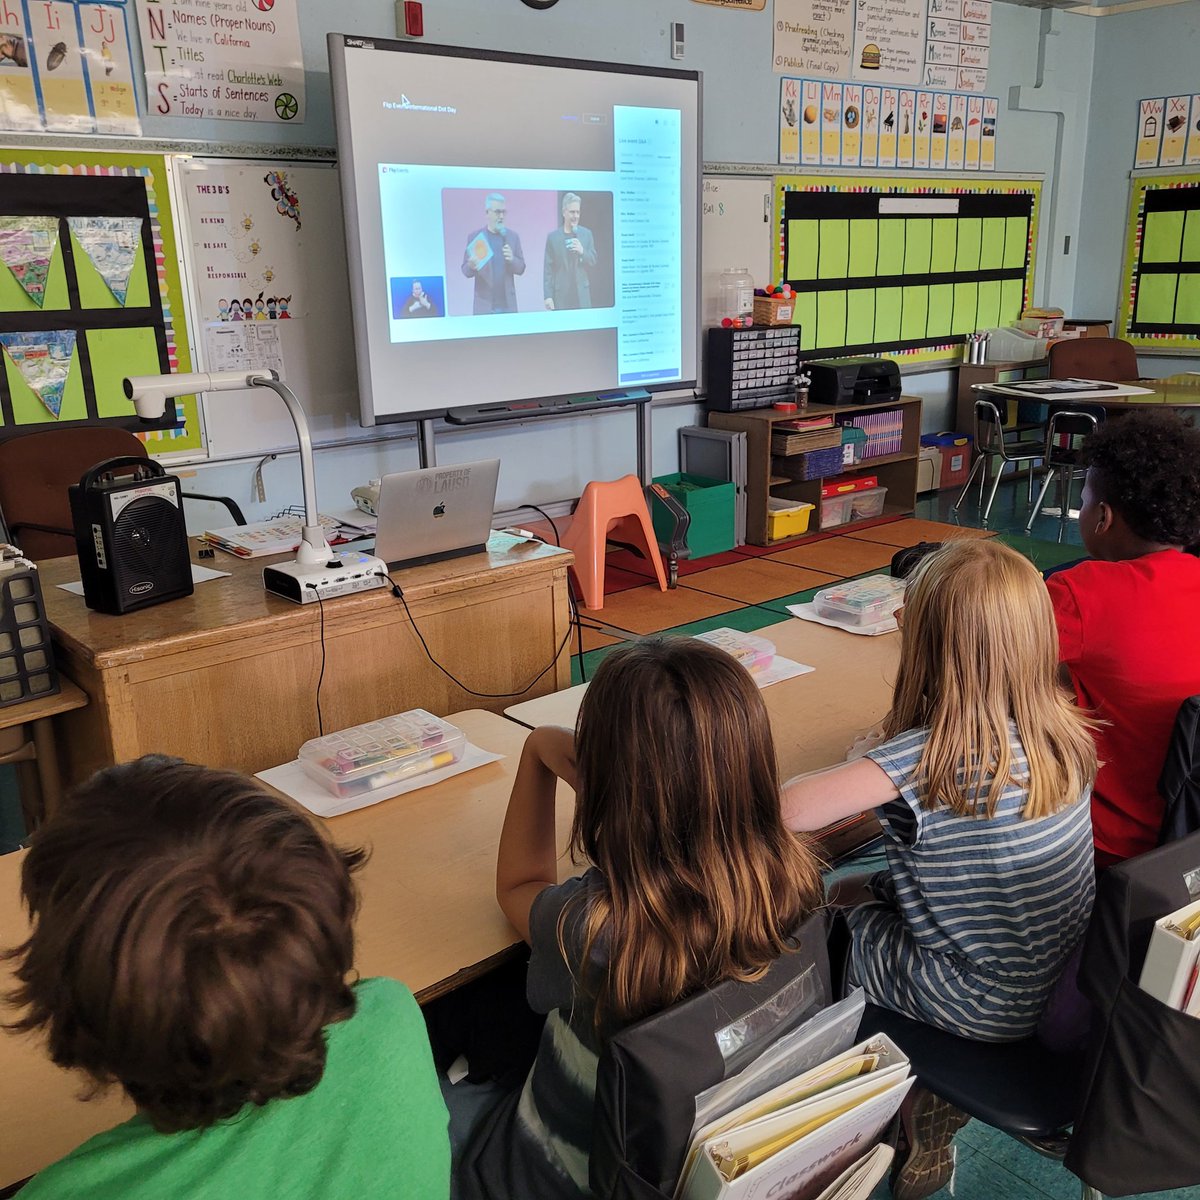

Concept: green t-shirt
[[21, 977, 449, 1200]]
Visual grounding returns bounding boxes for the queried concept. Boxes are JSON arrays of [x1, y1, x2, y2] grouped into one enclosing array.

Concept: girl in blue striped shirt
[[782, 539, 1098, 1199]]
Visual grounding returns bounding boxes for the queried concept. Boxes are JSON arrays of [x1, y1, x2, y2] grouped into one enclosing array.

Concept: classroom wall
[[114, 0, 1102, 516], [1073, 1, 1200, 378]]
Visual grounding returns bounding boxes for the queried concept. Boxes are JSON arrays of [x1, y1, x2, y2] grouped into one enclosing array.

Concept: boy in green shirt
[[6, 756, 449, 1199]]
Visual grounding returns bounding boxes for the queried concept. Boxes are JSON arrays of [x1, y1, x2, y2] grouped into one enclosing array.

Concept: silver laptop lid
[[374, 459, 500, 570]]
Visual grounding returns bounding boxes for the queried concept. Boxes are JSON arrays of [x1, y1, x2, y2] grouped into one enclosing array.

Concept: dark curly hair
[[1081, 410, 1200, 547], [3, 756, 366, 1133]]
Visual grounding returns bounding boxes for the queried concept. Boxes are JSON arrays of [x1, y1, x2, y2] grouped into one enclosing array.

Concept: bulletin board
[[1116, 172, 1200, 354], [168, 156, 359, 459], [0, 150, 201, 455], [775, 174, 1041, 365]]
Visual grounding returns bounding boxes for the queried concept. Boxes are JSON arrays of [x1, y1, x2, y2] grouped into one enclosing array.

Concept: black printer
[[805, 357, 901, 406]]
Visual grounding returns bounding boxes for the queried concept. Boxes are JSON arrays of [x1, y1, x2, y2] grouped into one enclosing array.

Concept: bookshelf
[[709, 396, 923, 546]]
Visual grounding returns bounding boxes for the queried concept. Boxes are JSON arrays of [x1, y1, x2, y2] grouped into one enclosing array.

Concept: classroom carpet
[[571, 481, 1200, 1200]]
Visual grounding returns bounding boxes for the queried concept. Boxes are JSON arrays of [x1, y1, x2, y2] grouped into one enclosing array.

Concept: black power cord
[[306, 583, 327, 735], [377, 574, 575, 700]]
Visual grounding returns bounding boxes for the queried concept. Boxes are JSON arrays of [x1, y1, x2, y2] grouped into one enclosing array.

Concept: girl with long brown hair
[[456, 636, 825, 1199]]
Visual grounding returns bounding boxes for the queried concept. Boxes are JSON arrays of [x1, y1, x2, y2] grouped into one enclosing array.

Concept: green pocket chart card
[[1119, 175, 1200, 351], [0, 151, 201, 455], [776, 176, 1040, 364]]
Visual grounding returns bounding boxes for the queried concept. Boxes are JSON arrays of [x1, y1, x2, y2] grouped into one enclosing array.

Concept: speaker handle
[[78, 456, 167, 491]]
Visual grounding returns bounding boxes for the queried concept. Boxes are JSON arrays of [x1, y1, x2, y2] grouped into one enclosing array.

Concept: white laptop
[[374, 459, 500, 570]]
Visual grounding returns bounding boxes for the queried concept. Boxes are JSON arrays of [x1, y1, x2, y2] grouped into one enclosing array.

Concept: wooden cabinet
[[709, 396, 923, 546]]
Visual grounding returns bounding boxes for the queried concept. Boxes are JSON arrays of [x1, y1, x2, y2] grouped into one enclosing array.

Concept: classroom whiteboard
[[169, 157, 362, 458]]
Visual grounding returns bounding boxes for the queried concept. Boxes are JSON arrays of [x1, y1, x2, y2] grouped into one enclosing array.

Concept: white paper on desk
[[757, 654, 815, 687], [255, 742, 504, 819], [57, 563, 230, 595], [787, 603, 898, 637]]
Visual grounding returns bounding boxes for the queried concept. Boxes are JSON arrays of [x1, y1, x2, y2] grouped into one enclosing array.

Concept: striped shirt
[[848, 725, 1095, 1042]]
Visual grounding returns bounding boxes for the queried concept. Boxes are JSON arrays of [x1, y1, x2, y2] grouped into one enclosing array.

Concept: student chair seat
[[0, 428, 245, 560], [951, 397, 1045, 525], [559, 475, 669, 611], [590, 910, 832, 1200], [1158, 694, 1200, 845], [1047, 337, 1140, 382], [859, 829, 1200, 1200], [1024, 407, 1104, 541]]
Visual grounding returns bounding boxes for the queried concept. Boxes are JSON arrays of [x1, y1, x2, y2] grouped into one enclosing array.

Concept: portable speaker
[[68, 456, 194, 615]]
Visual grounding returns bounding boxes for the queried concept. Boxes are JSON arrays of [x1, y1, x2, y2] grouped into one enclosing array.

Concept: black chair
[[1159, 694, 1200, 845], [590, 910, 832, 1200], [1024, 406, 1104, 541], [859, 829, 1200, 1200], [952, 397, 1046, 525]]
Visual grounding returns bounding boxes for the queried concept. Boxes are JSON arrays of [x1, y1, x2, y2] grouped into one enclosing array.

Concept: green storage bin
[[651, 473, 736, 560]]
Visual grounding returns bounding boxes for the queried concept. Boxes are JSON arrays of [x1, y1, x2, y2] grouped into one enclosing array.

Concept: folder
[[679, 1033, 911, 1200], [1138, 897, 1200, 1010], [813, 1142, 894, 1200]]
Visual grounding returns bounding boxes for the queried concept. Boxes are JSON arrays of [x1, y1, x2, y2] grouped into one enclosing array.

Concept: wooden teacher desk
[[0, 618, 898, 1189], [37, 532, 573, 785]]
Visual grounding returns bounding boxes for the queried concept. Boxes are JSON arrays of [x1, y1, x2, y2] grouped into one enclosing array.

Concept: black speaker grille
[[111, 497, 189, 590]]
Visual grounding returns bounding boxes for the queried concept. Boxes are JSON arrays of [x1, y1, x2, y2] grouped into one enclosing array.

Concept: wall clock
[[520, 0, 560, 8]]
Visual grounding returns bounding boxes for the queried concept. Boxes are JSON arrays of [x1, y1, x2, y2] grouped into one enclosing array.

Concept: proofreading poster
[[137, 0, 304, 123]]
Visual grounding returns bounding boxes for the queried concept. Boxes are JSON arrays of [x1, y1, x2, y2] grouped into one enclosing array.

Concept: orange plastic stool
[[560, 475, 668, 611]]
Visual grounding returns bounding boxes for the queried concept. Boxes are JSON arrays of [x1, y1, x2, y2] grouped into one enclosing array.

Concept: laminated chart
[[1119, 175, 1200, 352], [776, 175, 1039, 365], [0, 152, 201, 455]]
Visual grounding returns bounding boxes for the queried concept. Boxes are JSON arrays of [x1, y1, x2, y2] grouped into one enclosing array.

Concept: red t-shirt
[[1047, 550, 1200, 862]]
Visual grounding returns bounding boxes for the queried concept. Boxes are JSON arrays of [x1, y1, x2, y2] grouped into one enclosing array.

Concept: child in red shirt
[[1045, 409, 1200, 866]]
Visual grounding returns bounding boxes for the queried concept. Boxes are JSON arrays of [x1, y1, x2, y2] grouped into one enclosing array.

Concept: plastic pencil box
[[695, 627, 776, 675], [814, 576, 906, 628], [299, 710, 466, 799]]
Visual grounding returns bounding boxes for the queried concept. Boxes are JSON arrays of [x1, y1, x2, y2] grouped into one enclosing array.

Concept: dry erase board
[[1117, 172, 1200, 354], [170, 157, 360, 459], [0, 149, 201, 456], [775, 174, 1041, 366], [701, 174, 775, 326]]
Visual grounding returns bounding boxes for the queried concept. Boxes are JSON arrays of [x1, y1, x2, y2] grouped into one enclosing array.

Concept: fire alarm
[[396, 0, 423, 36]]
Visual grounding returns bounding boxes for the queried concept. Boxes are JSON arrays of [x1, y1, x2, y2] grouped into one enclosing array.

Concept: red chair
[[560, 476, 668, 611], [1047, 337, 1139, 382], [0, 427, 244, 560]]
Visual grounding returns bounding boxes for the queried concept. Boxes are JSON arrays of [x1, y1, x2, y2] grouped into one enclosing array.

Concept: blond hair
[[883, 538, 1097, 820], [568, 637, 824, 1028]]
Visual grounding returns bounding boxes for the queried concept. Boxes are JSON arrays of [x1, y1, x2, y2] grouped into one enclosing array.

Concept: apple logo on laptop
[[433, 502, 446, 518]]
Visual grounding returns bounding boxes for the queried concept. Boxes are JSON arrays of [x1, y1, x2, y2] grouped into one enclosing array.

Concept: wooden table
[[37, 533, 573, 784], [0, 679, 87, 825], [0, 710, 572, 1188], [505, 615, 901, 860]]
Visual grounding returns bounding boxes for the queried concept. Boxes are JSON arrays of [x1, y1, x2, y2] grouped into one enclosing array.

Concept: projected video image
[[390, 275, 446, 320], [441, 188, 615, 316]]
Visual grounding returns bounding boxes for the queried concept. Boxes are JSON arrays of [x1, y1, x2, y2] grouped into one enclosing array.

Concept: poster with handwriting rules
[[776, 176, 1039, 363], [773, 0, 854, 79], [852, 0, 924, 85], [171, 157, 362, 459], [1119, 176, 1200, 350], [0, 151, 200, 454]]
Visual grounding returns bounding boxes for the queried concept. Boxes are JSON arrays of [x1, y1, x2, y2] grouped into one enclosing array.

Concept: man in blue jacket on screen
[[461, 193, 525, 314]]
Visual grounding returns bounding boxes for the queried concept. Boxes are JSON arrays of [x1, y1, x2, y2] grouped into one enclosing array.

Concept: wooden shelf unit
[[709, 396, 923, 546]]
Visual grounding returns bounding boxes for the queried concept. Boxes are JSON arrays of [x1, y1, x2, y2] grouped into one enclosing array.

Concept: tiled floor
[[572, 482, 1200, 1200]]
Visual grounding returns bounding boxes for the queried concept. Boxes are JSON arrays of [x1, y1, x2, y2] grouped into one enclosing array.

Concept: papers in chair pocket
[[1139, 897, 1200, 1014], [677, 986, 912, 1200]]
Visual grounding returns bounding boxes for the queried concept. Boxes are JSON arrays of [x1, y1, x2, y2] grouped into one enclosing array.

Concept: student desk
[[35, 532, 573, 784], [505, 615, 900, 860], [0, 635, 896, 1188]]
